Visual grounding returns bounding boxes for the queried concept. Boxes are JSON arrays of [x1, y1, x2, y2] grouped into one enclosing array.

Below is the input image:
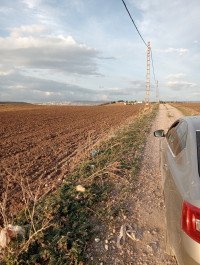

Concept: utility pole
[[156, 80, 159, 103], [145, 41, 150, 108]]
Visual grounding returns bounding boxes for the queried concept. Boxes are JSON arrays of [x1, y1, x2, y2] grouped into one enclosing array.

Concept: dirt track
[[0, 103, 142, 222], [128, 103, 182, 264]]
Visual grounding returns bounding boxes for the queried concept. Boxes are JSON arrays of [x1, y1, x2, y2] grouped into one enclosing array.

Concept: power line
[[121, 0, 157, 86], [150, 50, 156, 84], [145, 41, 151, 107], [121, 0, 147, 47]]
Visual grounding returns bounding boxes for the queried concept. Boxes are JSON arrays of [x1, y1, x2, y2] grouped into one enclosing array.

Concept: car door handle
[[163, 164, 168, 170]]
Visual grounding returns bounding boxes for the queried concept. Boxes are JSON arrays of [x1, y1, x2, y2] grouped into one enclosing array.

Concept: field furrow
[[0, 103, 143, 221]]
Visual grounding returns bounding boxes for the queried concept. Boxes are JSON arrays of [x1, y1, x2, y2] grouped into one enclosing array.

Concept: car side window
[[166, 121, 180, 153], [166, 121, 188, 156], [173, 121, 188, 155]]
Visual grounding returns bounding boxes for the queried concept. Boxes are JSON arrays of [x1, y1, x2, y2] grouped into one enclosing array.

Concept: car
[[154, 116, 200, 265]]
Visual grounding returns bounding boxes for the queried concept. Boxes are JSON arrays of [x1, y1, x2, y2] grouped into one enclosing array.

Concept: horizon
[[1, 100, 200, 106]]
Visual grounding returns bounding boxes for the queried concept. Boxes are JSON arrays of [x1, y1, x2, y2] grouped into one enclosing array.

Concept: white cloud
[[166, 81, 197, 90], [0, 25, 99, 75], [131, 80, 146, 90], [192, 92, 200, 96], [9, 25, 48, 37], [0, 71, 141, 102], [0, 33, 79, 50], [100, 94, 108, 101], [22, 0, 41, 9], [102, 87, 120, 91], [157, 48, 189, 56], [0, 70, 13, 76], [0, 7, 13, 14], [165, 73, 186, 79], [45, 91, 53, 96]]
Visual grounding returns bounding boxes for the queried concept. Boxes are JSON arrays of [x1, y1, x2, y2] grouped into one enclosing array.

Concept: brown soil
[[0, 103, 142, 223], [172, 102, 200, 114]]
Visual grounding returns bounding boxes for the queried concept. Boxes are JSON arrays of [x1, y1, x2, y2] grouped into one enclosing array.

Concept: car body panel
[[182, 231, 200, 264], [155, 116, 200, 265]]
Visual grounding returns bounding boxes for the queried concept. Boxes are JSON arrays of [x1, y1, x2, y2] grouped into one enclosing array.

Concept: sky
[[0, 0, 200, 103]]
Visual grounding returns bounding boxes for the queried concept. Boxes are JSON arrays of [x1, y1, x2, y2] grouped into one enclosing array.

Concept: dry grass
[[171, 102, 200, 116]]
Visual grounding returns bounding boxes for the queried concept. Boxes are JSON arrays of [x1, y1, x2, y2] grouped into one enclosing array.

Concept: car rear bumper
[[177, 231, 200, 265]]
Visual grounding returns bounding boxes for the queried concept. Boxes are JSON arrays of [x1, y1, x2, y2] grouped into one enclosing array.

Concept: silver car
[[154, 116, 200, 265]]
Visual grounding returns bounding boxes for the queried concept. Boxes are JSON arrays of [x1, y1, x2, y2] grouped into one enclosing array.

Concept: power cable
[[121, 0, 157, 85], [150, 50, 156, 84], [121, 0, 147, 47]]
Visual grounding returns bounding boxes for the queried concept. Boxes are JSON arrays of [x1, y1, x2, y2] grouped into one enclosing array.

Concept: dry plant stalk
[[16, 220, 52, 258], [80, 161, 128, 186], [0, 181, 9, 228], [0, 159, 53, 259]]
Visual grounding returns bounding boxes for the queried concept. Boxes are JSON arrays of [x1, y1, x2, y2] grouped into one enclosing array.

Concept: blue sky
[[0, 0, 200, 103]]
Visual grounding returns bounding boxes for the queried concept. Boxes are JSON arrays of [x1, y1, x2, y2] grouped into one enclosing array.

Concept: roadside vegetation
[[1, 104, 159, 265]]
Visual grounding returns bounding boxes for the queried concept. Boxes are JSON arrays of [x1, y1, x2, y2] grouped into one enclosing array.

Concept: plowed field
[[172, 102, 200, 114], [0, 103, 143, 221]]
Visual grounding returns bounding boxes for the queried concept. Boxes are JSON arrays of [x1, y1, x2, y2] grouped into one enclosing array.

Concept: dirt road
[[130, 103, 183, 264]]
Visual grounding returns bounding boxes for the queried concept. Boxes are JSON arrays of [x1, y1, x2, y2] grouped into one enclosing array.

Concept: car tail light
[[182, 201, 200, 243]]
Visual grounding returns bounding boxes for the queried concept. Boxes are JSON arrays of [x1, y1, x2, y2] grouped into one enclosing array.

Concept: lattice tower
[[145, 41, 151, 108]]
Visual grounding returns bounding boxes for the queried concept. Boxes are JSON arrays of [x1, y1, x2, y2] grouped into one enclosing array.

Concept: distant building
[[134, 101, 144, 105]]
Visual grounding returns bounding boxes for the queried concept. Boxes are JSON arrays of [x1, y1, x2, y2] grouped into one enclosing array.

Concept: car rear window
[[197, 131, 200, 177]]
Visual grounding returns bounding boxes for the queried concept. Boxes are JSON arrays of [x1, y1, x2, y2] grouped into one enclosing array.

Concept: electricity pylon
[[145, 41, 150, 108]]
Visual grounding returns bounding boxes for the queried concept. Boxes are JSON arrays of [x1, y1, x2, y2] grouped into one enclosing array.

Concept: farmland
[[0, 103, 143, 221], [171, 102, 200, 115]]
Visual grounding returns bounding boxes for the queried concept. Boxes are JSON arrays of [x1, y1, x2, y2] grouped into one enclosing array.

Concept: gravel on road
[[129, 103, 182, 265]]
